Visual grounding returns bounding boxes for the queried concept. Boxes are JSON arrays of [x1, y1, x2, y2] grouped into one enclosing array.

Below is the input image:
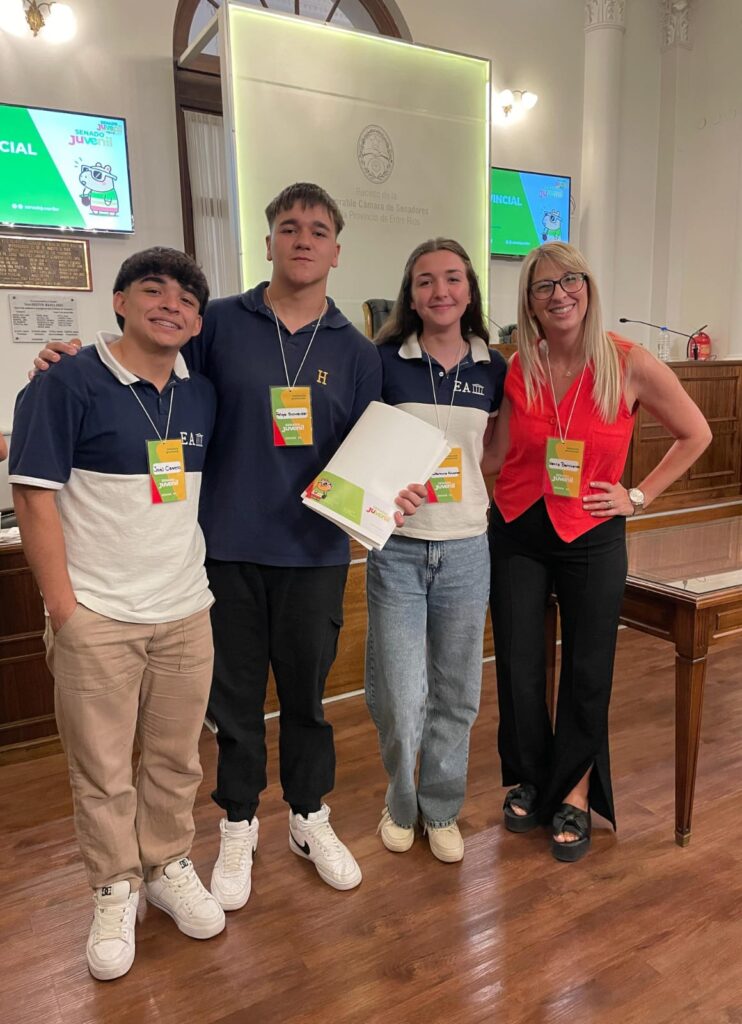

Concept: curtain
[[183, 110, 239, 299]]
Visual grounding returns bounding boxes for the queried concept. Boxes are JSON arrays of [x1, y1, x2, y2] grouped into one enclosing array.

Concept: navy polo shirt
[[378, 334, 506, 539], [9, 334, 217, 623], [182, 283, 382, 567]]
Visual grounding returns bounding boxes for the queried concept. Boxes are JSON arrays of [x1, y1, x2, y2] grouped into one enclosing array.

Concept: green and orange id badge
[[270, 385, 314, 446], [545, 438, 584, 498], [426, 446, 463, 503], [147, 439, 186, 504]]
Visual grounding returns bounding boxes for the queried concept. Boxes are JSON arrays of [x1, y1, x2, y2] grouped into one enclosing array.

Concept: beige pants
[[46, 604, 213, 891]]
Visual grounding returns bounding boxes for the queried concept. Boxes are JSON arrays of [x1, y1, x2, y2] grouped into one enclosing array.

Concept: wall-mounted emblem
[[357, 125, 394, 184]]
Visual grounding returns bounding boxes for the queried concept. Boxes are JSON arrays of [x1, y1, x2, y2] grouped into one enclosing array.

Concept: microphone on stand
[[618, 318, 708, 360]]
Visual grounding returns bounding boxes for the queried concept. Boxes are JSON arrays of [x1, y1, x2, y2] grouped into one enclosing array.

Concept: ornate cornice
[[584, 0, 626, 33], [660, 0, 692, 51]]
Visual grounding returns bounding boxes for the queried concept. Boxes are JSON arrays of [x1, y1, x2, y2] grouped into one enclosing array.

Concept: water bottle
[[656, 327, 672, 362]]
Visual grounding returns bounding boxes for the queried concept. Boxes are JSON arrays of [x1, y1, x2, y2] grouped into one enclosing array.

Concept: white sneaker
[[289, 804, 362, 891], [377, 807, 414, 853], [86, 881, 139, 981], [145, 857, 225, 939], [425, 821, 465, 863], [210, 817, 259, 911]]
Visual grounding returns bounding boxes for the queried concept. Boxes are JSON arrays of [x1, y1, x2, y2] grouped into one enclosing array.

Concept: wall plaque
[[0, 235, 92, 291], [10, 294, 79, 345]]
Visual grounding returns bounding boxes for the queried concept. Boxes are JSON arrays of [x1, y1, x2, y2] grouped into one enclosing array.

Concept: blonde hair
[[516, 242, 624, 422]]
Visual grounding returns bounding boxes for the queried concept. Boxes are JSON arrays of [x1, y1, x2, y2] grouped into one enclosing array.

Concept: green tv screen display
[[0, 103, 133, 233], [490, 168, 570, 258]]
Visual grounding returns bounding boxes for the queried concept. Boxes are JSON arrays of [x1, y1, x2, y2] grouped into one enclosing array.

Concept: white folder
[[301, 401, 449, 551]]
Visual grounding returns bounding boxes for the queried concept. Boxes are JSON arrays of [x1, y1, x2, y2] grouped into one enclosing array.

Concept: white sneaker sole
[[144, 889, 226, 939], [427, 840, 464, 863], [289, 836, 362, 891], [210, 864, 253, 911], [380, 828, 415, 853], [87, 948, 135, 982]]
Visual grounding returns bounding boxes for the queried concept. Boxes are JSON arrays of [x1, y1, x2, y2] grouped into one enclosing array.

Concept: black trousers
[[206, 559, 348, 821], [488, 500, 627, 827]]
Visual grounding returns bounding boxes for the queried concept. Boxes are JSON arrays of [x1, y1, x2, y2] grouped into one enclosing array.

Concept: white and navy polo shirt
[[378, 334, 506, 540], [9, 333, 217, 624]]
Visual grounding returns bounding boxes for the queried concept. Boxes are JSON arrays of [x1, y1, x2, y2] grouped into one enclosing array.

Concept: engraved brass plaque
[[0, 234, 92, 291]]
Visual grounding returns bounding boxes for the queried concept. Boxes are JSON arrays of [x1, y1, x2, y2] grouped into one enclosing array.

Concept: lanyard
[[544, 348, 587, 443], [266, 290, 326, 389], [419, 337, 464, 440], [129, 384, 175, 441]]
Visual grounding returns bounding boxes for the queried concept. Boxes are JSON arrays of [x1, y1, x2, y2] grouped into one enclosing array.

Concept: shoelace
[[302, 813, 345, 860], [167, 866, 209, 911], [93, 899, 133, 942], [220, 832, 253, 874]]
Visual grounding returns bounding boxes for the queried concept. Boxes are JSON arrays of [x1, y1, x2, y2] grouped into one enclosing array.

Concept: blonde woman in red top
[[485, 242, 711, 862]]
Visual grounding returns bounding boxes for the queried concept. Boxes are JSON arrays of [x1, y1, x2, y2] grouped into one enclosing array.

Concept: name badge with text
[[426, 446, 463, 503], [270, 385, 314, 447], [147, 439, 186, 504], [545, 437, 584, 498]]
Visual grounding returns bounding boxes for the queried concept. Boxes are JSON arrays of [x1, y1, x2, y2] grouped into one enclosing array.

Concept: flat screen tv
[[490, 167, 570, 258], [0, 102, 133, 234]]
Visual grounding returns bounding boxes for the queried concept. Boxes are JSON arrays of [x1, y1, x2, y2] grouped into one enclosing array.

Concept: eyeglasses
[[529, 272, 587, 300]]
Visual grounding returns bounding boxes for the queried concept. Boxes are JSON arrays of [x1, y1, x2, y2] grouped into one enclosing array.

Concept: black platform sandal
[[503, 783, 539, 833], [551, 803, 591, 862]]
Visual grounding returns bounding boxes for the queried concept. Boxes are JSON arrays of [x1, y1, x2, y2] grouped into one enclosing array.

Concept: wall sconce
[[0, 0, 77, 43], [494, 89, 538, 124]]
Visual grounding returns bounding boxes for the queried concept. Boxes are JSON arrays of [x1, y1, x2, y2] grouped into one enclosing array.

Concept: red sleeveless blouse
[[494, 337, 636, 542]]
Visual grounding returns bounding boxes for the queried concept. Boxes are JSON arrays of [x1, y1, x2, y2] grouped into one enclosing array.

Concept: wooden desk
[[545, 514, 742, 846], [621, 516, 742, 846], [0, 542, 56, 761]]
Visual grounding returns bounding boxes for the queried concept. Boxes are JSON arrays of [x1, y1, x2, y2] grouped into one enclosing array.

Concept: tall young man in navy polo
[[11, 249, 225, 980], [190, 183, 422, 906]]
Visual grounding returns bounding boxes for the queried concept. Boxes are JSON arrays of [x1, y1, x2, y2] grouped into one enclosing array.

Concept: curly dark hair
[[265, 182, 345, 236], [112, 247, 209, 330], [374, 238, 489, 346]]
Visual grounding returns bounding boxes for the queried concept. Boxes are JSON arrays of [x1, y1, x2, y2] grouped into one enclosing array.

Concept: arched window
[[173, 0, 410, 281]]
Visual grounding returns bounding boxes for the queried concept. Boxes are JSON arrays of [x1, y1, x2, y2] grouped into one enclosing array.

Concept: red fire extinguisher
[[687, 326, 712, 360]]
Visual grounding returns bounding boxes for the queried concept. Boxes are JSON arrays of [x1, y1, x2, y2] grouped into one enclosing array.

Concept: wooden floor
[[2, 627, 742, 1024]]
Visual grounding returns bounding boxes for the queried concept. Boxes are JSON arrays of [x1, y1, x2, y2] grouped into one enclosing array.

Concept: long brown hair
[[375, 238, 489, 345]]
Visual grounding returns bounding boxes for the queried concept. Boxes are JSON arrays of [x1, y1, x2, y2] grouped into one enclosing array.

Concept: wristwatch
[[628, 487, 645, 515]]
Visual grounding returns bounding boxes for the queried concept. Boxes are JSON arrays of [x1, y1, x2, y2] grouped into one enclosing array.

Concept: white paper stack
[[301, 401, 449, 551]]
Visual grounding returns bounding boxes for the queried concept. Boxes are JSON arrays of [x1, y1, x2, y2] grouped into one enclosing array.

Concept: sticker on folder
[[147, 439, 186, 504], [304, 471, 365, 524], [426, 446, 462, 503], [271, 386, 313, 447], [545, 437, 584, 498]]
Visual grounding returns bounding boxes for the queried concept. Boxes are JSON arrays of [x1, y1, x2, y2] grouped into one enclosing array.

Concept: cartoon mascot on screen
[[541, 209, 562, 243], [79, 162, 120, 217]]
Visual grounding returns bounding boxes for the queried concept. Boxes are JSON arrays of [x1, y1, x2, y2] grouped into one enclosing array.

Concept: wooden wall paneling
[[629, 361, 742, 511], [0, 546, 56, 755]]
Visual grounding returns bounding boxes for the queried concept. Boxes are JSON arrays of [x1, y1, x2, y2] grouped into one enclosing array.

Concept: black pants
[[206, 559, 348, 821], [488, 500, 627, 827]]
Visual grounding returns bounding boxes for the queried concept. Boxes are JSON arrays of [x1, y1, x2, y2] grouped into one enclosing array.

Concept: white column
[[650, 0, 694, 353], [579, 0, 627, 325]]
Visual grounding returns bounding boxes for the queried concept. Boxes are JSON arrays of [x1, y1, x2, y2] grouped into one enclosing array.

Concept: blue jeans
[[365, 533, 490, 828]]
